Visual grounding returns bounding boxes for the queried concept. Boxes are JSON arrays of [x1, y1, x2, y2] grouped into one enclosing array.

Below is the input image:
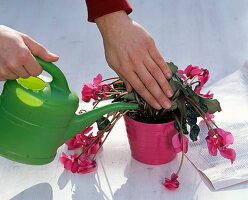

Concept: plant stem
[[101, 77, 120, 82], [172, 113, 185, 180], [104, 83, 122, 95], [189, 75, 199, 85], [77, 112, 119, 159], [184, 95, 219, 128], [92, 111, 128, 159], [171, 96, 185, 180], [189, 81, 200, 86], [184, 96, 223, 145]]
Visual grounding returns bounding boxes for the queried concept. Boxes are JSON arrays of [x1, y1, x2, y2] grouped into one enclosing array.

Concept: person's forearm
[[85, 0, 132, 22], [95, 10, 131, 38], [94, 11, 173, 109]]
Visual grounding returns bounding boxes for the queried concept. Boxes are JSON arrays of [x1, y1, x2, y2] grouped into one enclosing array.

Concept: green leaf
[[173, 118, 188, 135], [121, 92, 136, 101], [174, 121, 180, 132], [199, 101, 208, 113], [177, 98, 187, 118], [167, 100, 178, 111], [167, 62, 178, 75], [186, 85, 221, 114], [182, 125, 189, 135], [186, 85, 200, 103], [186, 104, 200, 118], [200, 97, 221, 114], [169, 78, 181, 94], [96, 116, 110, 131], [190, 124, 200, 141], [187, 116, 197, 126], [172, 74, 188, 95]]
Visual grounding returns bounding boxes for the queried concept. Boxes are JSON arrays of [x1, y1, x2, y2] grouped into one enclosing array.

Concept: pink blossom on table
[[65, 126, 94, 150], [172, 133, 189, 153], [205, 128, 236, 164], [60, 152, 96, 174], [60, 152, 80, 173], [81, 74, 110, 102], [77, 156, 96, 174], [163, 173, 179, 191]]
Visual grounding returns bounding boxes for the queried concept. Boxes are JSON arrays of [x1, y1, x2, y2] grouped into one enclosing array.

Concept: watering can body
[[0, 57, 137, 165]]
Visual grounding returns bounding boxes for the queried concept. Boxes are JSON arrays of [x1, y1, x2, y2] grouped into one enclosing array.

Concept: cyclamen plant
[[60, 63, 236, 191]]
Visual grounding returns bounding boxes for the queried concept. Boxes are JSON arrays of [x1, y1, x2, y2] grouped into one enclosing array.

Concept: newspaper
[[186, 62, 248, 190]]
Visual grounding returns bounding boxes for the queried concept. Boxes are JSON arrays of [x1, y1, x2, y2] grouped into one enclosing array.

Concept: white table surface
[[0, 0, 248, 199]]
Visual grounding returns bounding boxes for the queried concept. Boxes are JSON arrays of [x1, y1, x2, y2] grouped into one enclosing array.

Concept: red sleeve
[[85, 0, 133, 22]]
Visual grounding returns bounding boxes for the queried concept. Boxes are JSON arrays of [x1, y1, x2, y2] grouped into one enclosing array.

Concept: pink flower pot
[[124, 115, 178, 165]]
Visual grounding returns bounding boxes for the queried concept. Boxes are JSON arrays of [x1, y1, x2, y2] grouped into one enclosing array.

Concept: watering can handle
[[35, 56, 69, 92]]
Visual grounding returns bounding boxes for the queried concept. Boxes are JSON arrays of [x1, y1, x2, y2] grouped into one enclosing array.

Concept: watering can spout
[[62, 102, 138, 144]]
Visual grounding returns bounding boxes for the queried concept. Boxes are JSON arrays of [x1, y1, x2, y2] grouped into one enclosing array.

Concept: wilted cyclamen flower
[[65, 126, 94, 150], [77, 155, 96, 174], [81, 74, 110, 102], [60, 152, 96, 174], [205, 128, 236, 164], [81, 131, 103, 156], [172, 133, 189, 153], [177, 65, 210, 94], [163, 173, 179, 190]]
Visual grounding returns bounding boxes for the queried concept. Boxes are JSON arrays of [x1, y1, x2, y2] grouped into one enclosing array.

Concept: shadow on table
[[10, 183, 53, 200], [113, 158, 201, 200], [58, 167, 112, 200]]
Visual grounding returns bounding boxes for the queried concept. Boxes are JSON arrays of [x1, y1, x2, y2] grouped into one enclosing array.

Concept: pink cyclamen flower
[[77, 156, 96, 174], [60, 153, 96, 174], [199, 91, 215, 120], [184, 65, 204, 77], [81, 74, 110, 102], [163, 173, 179, 191], [205, 128, 236, 164], [200, 90, 214, 98], [172, 133, 189, 153], [198, 69, 209, 88], [65, 126, 94, 150], [60, 152, 80, 173], [177, 70, 187, 81], [82, 131, 103, 156]]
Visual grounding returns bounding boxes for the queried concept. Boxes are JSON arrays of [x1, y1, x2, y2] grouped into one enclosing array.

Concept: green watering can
[[0, 57, 138, 165]]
